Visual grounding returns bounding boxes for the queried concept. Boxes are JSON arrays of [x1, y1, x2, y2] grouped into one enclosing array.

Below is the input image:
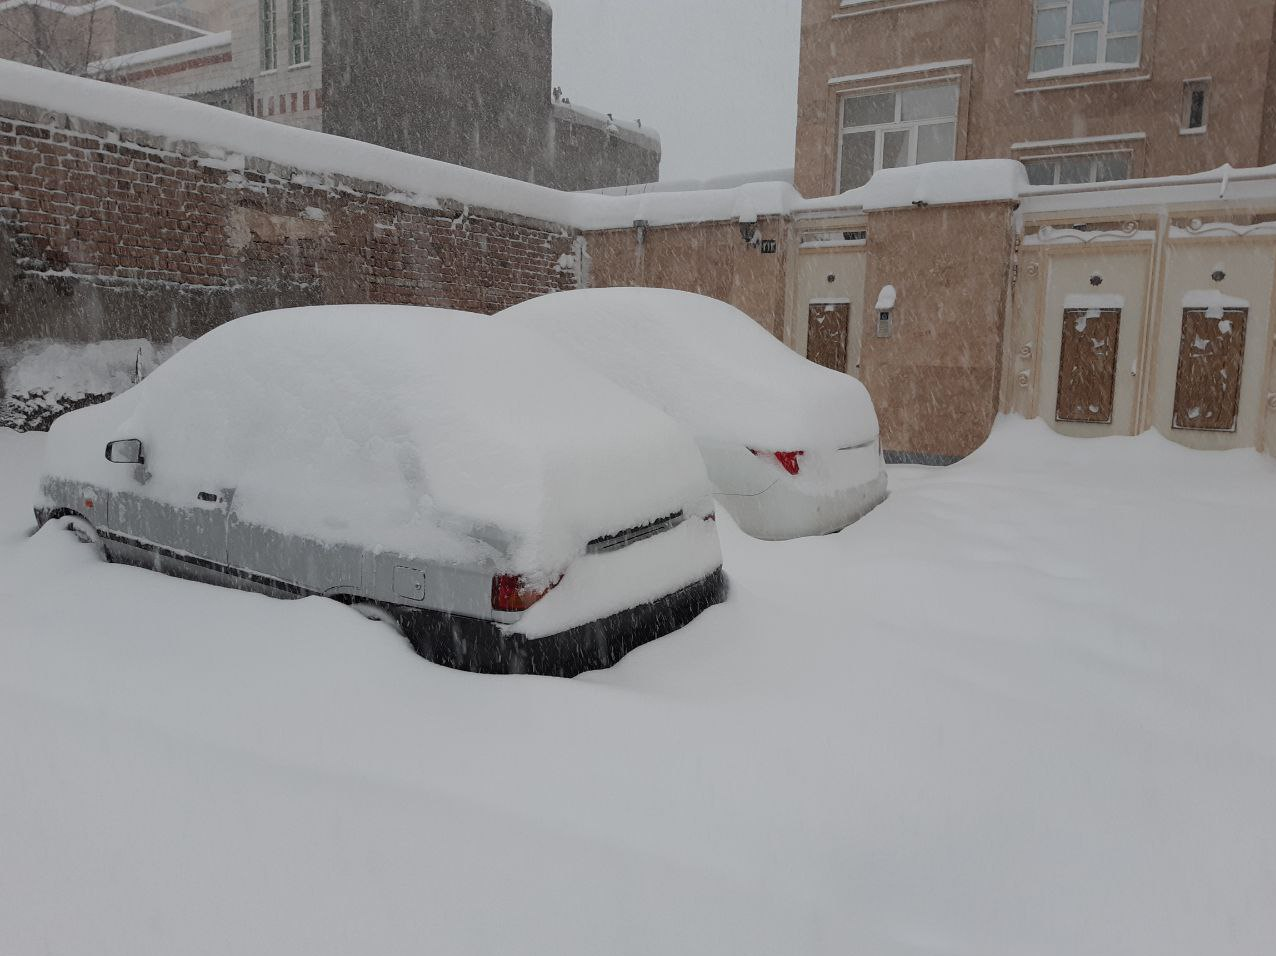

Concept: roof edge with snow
[[91, 30, 231, 73]]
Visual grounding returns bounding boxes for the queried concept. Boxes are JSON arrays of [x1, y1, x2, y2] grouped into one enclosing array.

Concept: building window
[[289, 0, 310, 65], [1183, 80, 1209, 132], [1023, 152, 1132, 186], [260, 0, 277, 71], [837, 83, 959, 192], [1031, 0, 1143, 75]]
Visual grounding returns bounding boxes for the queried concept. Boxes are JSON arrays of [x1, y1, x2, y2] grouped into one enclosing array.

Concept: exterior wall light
[[875, 284, 897, 338]]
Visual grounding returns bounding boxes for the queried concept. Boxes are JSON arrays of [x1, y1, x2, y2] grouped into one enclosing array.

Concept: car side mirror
[[105, 439, 145, 465]]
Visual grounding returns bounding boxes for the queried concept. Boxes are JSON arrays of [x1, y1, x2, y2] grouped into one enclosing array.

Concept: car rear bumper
[[394, 568, 727, 678], [719, 470, 888, 540]]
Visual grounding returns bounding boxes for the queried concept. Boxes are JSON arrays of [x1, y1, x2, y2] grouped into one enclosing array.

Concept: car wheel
[[350, 602, 404, 634], [57, 515, 107, 561]]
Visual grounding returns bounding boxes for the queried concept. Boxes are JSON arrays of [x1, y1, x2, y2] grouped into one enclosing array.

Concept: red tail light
[[750, 449, 805, 476], [491, 574, 561, 613]]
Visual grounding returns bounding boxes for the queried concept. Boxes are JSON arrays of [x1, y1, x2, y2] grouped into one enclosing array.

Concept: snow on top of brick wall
[[6, 61, 1275, 233]]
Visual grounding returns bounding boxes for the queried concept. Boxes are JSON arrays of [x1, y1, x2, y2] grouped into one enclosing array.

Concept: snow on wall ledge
[[0, 62, 1029, 232], [7, 62, 1272, 234]]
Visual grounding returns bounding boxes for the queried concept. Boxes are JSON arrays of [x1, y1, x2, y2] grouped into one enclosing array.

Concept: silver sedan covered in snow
[[35, 306, 725, 676]]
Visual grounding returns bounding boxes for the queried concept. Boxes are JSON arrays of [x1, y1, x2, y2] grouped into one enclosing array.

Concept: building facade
[[0, 0, 204, 73], [795, 0, 1276, 197], [0, 0, 659, 190]]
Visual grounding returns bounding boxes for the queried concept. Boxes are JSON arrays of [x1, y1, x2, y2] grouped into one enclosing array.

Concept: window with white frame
[[1031, 0, 1143, 75], [260, 0, 277, 71], [289, 0, 310, 65], [1183, 80, 1209, 132], [1022, 151, 1131, 186], [837, 83, 959, 192]]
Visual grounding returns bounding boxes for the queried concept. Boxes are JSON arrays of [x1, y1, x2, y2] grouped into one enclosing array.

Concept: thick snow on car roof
[[43, 306, 709, 573], [498, 288, 879, 450]]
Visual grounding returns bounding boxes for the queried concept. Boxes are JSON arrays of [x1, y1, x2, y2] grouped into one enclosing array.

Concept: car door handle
[[197, 492, 220, 503]]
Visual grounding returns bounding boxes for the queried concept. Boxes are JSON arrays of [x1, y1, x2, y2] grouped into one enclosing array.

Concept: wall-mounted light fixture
[[875, 284, 897, 338], [633, 218, 649, 245], [739, 218, 759, 247]]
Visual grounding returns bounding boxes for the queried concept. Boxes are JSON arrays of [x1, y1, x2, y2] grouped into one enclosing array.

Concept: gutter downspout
[[1134, 207, 1171, 434]]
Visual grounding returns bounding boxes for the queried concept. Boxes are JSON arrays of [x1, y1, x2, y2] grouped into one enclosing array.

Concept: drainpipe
[[1000, 204, 1026, 414], [1134, 207, 1171, 434]]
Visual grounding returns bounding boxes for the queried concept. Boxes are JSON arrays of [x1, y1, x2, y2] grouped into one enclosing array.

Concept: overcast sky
[[548, 0, 804, 184]]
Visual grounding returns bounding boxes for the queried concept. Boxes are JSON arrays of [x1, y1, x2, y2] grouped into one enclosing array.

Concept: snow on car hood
[[42, 306, 711, 573], [496, 288, 880, 451]]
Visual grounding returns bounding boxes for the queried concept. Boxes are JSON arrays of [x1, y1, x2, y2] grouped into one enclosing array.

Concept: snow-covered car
[[497, 288, 888, 540], [34, 306, 726, 677]]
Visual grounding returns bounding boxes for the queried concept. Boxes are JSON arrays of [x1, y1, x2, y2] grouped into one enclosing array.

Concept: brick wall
[[0, 101, 579, 355]]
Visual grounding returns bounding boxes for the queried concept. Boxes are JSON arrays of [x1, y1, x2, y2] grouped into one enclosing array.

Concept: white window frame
[[260, 0, 277, 72], [836, 81, 959, 192], [1030, 0, 1143, 77], [288, 0, 310, 66], [1021, 149, 1133, 186], [1182, 78, 1210, 134]]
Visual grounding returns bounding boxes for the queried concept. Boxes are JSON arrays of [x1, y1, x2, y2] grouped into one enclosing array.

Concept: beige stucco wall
[[789, 229, 869, 373], [1035, 244, 1154, 437], [796, 0, 1276, 198], [858, 201, 1016, 458], [585, 218, 792, 340], [582, 178, 1276, 463], [1010, 217, 1276, 455], [1150, 240, 1276, 450]]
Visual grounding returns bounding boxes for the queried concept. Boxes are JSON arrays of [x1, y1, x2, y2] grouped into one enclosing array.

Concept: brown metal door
[[1056, 308, 1121, 424], [1173, 308, 1248, 432], [808, 301, 850, 373]]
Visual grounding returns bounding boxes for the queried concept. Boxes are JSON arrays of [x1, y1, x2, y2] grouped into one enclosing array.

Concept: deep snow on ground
[[2, 419, 1274, 956]]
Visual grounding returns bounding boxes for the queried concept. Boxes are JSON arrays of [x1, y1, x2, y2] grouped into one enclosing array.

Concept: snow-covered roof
[[91, 29, 230, 73], [586, 168, 794, 198], [552, 102, 659, 151], [0, 0, 209, 35]]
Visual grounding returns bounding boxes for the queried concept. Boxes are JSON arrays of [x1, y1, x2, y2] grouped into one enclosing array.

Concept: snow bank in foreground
[[498, 288, 879, 449], [42, 306, 709, 571], [3, 417, 1276, 955]]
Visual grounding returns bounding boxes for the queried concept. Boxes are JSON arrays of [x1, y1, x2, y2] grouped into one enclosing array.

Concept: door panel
[[808, 301, 850, 373], [227, 514, 363, 597], [1173, 308, 1248, 432], [107, 488, 230, 581], [1056, 308, 1121, 424]]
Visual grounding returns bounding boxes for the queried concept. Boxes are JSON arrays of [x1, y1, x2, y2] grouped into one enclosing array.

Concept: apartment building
[[0, 0, 660, 190], [795, 0, 1276, 196]]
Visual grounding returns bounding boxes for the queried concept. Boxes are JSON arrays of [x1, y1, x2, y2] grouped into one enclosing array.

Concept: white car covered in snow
[[34, 306, 726, 677], [498, 288, 888, 540]]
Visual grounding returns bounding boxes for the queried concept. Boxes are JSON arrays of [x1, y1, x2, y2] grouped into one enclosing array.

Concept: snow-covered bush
[[0, 389, 115, 433], [0, 338, 189, 433]]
